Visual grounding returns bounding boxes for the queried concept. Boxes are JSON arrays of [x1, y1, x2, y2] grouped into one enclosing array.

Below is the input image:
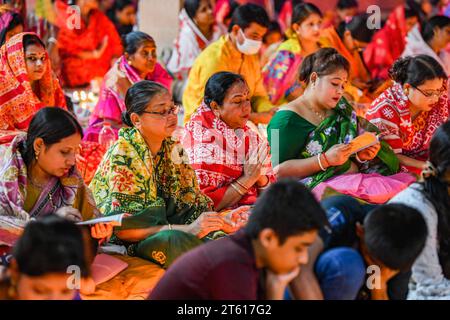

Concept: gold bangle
[[258, 176, 270, 188], [230, 182, 246, 196], [235, 179, 249, 191]]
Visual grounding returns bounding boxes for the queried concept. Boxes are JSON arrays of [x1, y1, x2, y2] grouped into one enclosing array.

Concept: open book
[[348, 132, 379, 154], [77, 214, 125, 227]]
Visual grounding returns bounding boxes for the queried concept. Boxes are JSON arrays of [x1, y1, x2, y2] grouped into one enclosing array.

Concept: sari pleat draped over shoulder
[[90, 127, 212, 221], [0, 32, 66, 144], [182, 103, 276, 208], [366, 82, 449, 174], [0, 134, 99, 226]]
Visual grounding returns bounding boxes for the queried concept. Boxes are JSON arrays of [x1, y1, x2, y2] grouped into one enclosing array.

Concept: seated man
[[182, 3, 276, 124], [150, 179, 329, 300], [289, 196, 428, 300]]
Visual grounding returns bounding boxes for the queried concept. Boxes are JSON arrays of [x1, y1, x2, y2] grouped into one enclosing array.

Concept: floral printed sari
[[89, 127, 213, 268], [300, 98, 399, 189], [90, 127, 212, 218]]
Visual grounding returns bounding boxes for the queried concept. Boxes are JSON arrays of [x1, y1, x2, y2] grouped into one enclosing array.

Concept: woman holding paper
[[0, 107, 112, 241], [268, 48, 403, 194], [90, 81, 231, 268], [367, 55, 448, 176]]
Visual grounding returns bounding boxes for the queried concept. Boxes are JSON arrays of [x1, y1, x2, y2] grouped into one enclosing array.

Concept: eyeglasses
[[411, 85, 444, 99], [141, 104, 180, 117], [140, 50, 157, 60]]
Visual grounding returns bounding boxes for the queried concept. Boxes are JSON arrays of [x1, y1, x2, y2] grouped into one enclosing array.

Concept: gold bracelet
[[168, 224, 173, 230], [230, 182, 246, 196], [235, 179, 249, 191], [257, 176, 270, 188]]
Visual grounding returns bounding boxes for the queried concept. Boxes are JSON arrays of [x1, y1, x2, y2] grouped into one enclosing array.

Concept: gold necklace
[[300, 98, 328, 122], [28, 176, 47, 189]]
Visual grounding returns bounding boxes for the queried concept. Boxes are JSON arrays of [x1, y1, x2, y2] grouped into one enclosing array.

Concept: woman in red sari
[[57, 0, 123, 88], [0, 32, 66, 144], [363, 3, 422, 81], [182, 72, 275, 211], [366, 55, 448, 176]]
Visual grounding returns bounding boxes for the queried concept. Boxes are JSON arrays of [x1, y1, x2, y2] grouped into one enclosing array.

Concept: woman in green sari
[[268, 48, 400, 192], [90, 80, 229, 268]]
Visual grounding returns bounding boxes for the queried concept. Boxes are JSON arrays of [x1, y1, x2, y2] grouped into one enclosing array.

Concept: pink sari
[[84, 56, 173, 142]]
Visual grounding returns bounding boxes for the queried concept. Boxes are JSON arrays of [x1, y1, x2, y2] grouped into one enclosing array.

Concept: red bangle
[[321, 152, 330, 168]]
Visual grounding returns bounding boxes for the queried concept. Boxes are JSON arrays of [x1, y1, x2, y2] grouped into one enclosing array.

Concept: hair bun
[[389, 56, 412, 83]]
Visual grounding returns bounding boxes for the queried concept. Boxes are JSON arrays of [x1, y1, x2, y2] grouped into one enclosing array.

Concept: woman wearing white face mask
[[182, 3, 278, 125]]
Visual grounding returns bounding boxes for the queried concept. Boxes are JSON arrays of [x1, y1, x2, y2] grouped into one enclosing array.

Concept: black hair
[[405, 0, 425, 21], [204, 71, 246, 107], [364, 204, 427, 271], [122, 80, 168, 127], [291, 2, 322, 27], [246, 179, 329, 245], [106, 0, 135, 25], [389, 54, 447, 86], [228, 3, 270, 32], [20, 107, 83, 168], [114, 0, 136, 12], [263, 20, 283, 44], [22, 33, 46, 50], [223, 0, 240, 25], [421, 15, 450, 44], [122, 31, 154, 55], [184, 0, 203, 20], [0, 9, 23, 46], [421, 121, 450, 278], [337, 0, 358, 10], [299, 47, 350, 84], [336, 13, 374, 43], [12, 216, 89, 277]]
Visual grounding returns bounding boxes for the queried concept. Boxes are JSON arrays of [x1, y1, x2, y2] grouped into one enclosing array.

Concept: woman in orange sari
[[57, 0, 123, 88], [321, 14, 374, 109], [0, 32, 66, 144]]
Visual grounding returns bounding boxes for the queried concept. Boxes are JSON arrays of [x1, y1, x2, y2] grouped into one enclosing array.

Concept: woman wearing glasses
[[182, 72, 275, 211], [85, 31, 173, 143], [367, 55, 448, 175], [89, 81, 230, 268]]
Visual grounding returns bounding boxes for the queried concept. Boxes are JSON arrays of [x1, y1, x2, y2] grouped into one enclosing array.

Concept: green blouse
[[267, 110, 316, 166]]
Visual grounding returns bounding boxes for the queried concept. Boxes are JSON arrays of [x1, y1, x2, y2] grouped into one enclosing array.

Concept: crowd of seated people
[[0, 0, 449, 301]]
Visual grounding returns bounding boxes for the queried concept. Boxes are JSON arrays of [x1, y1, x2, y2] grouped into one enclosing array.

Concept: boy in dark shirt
[[289, 196, 428, 300], [150, 179, 329, 300]]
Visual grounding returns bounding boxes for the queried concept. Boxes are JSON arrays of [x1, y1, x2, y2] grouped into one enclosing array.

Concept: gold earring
[[35, 152, 39, 160]]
